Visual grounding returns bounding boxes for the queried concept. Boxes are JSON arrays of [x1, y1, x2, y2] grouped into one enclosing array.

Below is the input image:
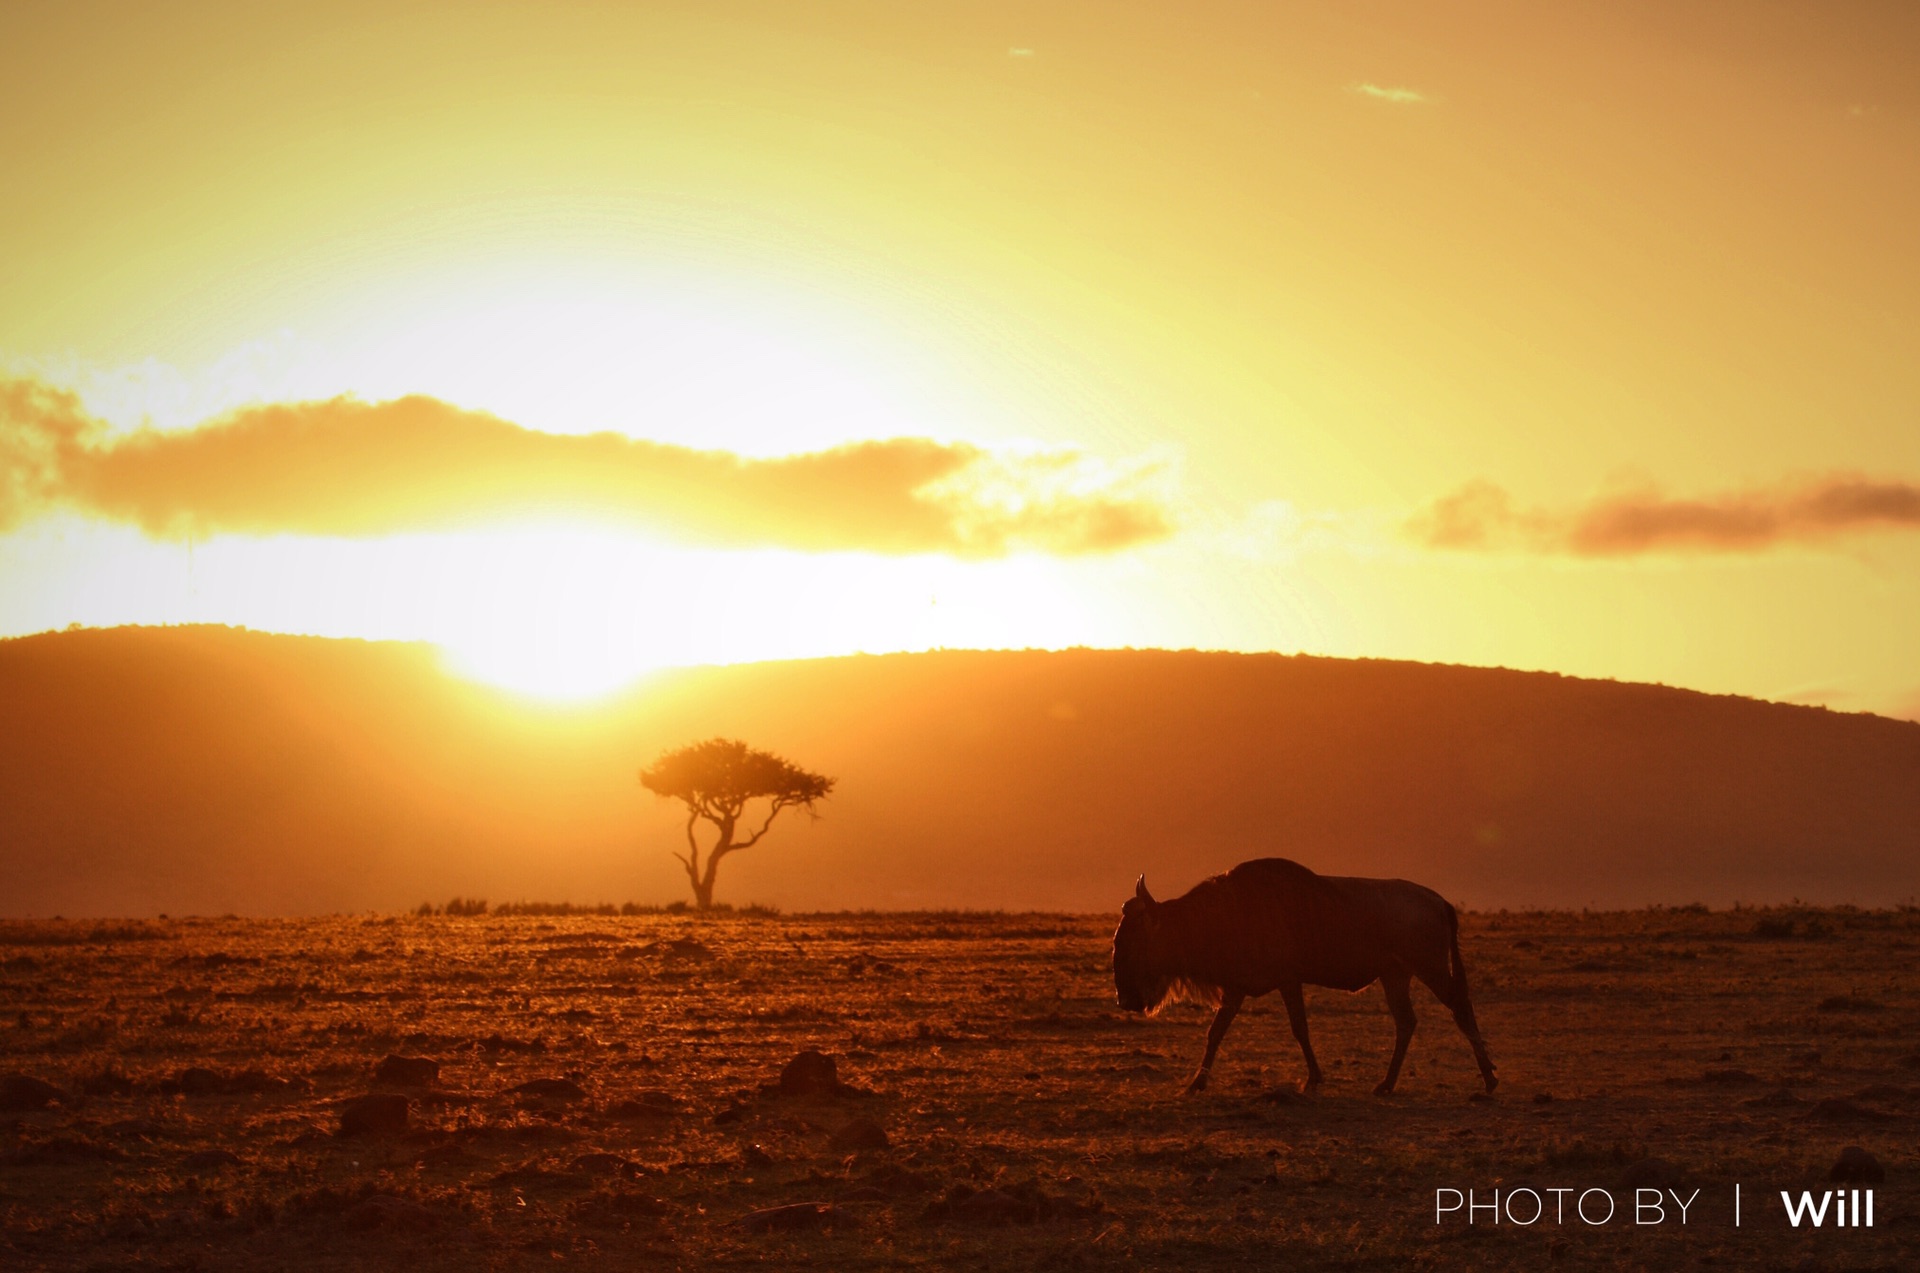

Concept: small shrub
[[443, 898, 488, 917]]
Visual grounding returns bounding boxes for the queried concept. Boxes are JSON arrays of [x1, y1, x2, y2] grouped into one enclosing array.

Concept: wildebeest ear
[[1134, 875, 1154, 906]]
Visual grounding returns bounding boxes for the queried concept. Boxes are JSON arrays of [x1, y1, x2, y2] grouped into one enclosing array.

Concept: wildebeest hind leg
[[1184, 990, 1244, 1094], [1375, 972, 1416, 1095], [1419, 970, 1498, 1094], [1279, 984, 1323, 1091]]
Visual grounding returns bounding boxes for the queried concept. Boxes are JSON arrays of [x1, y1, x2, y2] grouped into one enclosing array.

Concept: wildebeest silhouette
[[1111, 858, 1497, 1095]]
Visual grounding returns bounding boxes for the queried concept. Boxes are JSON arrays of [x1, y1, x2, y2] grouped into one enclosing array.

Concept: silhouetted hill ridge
[[1, 626, 1914, 914]]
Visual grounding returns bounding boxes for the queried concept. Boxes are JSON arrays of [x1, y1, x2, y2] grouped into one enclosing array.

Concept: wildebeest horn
[[1135, 875, 1154, 905]]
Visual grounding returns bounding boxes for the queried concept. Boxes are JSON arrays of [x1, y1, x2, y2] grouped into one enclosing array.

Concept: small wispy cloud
[[0, 377, 1173, 559], [1406, 475, 1920, 557], [1352, 83, 1427, 105]]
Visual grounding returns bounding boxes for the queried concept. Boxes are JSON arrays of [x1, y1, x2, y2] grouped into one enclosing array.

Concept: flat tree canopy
[[638, 738, 834, 909]]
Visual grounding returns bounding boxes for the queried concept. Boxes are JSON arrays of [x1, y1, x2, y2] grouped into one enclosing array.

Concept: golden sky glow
[[3, 1, 1918, 711]]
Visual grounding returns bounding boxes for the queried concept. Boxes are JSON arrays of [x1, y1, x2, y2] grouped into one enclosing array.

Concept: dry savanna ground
[[3, 905, 1917, 1271]]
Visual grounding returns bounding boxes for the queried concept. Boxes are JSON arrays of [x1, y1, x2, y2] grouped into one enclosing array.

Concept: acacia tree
[[638, 738, 835, 910]]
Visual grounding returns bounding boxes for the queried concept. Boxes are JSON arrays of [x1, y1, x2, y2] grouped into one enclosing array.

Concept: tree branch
[[676, 809, 705, 883], [726, 797, 794, 853]]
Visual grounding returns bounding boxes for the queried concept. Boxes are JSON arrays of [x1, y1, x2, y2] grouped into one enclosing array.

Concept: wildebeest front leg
[[1376, 972, 1417, 1095], [1279, 983, 1323, 1090], [1183, 990, 1245, 1094]]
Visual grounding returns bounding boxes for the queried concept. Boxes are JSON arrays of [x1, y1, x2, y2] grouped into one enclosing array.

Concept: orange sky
[[3, 1, 1917, 713]]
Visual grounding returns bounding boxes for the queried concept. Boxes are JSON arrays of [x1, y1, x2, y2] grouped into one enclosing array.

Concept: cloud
[[1406, 475, 1920, 557], [1353, 83, 1427, 105], [0, 377, 1171, 558]]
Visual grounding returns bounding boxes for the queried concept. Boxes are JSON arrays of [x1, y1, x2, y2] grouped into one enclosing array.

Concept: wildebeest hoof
[[1372, 1081, 1397, 1096], [1483, 1075, 1500, 1095], [1183, 1074, 1209, 1095]]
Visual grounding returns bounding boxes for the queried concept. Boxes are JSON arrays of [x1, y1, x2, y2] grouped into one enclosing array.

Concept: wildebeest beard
[[1111, 908, 1222, 1016]]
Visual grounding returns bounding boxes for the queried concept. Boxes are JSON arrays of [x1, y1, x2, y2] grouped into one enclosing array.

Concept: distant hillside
[[2, 626, 1916, 915]]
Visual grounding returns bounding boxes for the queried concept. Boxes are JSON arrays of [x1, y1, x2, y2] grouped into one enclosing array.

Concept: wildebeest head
[[1112, 874, 1171, 1014]]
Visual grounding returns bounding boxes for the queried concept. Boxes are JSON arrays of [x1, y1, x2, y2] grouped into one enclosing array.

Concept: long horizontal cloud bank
[[1408, 476, 1920, 556], [0, 378, 1170, 557]]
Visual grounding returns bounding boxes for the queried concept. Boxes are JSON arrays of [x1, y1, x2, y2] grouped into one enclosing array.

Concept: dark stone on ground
[[742, 1142, 774, 1167], [338, 1093, 410, 1137], [776, 1049, 854, 1097], [0, 1074, 64, 1110], [1807, 1098, 1892, 1123], [177, 1066, 227, 1095], [374, 1055, 440, 1087], [1830, 1146, 1886, 1183], [511, 1077, 586, 1102]]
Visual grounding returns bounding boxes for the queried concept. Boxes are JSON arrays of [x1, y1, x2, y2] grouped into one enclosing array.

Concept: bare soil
[[2, 907, 1916, 1270]]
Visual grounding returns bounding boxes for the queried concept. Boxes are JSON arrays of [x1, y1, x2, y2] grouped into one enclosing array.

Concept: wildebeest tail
[[1446, 904, 1477, 1024]]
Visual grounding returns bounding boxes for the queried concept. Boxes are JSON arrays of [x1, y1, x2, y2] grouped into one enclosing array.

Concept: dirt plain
[[2, 905, 1916, 1271]]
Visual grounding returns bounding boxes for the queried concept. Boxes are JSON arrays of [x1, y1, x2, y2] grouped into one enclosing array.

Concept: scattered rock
[[183, 1148, 243, 1170], [712, 1100, 750, 1125], [737, 1201, 858, 1233], [1830, 1146, 1886, 1184], [742, 1143, 774, 1167], [829, 1117, 890, 1152], [837, 1185, 890, 1203], [775, 1049, 855, 1098], [511, 1077, 586, 1102], [1807, 1098, 1893, 1123], [177, 1066, 228, 1095], [373, 1055, 439, 1087], [338, 1093, 410, 1137], [0, 1074, 64, 1111], [1532, 1092, 1555, 1104]]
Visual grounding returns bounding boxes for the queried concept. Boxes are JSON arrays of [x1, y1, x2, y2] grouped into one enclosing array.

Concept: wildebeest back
[[1181, 858, 1452, 993]]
